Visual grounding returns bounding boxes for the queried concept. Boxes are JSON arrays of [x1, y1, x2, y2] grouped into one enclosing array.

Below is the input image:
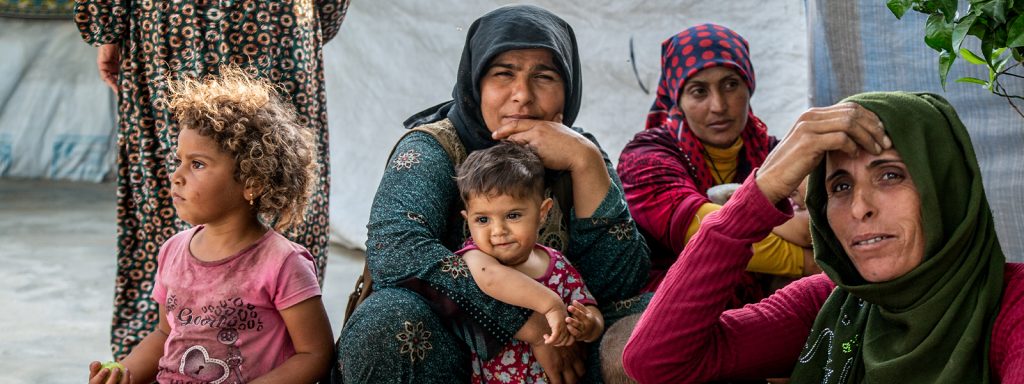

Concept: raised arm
[[366, 132, 531, 351], [492, 117, 608, 217], [564, 130, 651, 303], [622, 176, 833, 383], [624, 102, 890, 383], [617, 129, 808, 278]]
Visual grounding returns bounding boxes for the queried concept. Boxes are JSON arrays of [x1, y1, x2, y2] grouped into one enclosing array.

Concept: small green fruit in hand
[[101, 361, 125, 380], [101, 361, 125, 370]]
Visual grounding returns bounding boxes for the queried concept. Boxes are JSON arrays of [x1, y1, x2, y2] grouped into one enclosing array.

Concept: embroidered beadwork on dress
[[613, 296, 642, 311], [538, 195, 568, 252], [392, 149, 421, 171], [441, 254, 470, 279], [405, 211, 427, 225], [396, 321, 433, 363], [608, 222, 633, 241]]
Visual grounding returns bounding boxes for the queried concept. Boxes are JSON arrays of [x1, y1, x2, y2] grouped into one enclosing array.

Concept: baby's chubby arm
[[462, 249, 570, 345]]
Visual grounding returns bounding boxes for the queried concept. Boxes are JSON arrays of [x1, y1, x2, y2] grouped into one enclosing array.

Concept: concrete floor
[[0, 179, 364, 384]]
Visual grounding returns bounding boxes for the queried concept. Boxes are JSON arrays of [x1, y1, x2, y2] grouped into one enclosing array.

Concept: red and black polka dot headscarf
[[646, 23, 771, 191]]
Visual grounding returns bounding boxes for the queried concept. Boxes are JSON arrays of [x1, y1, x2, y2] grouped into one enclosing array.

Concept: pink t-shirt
[[151, 226, 321, 384]]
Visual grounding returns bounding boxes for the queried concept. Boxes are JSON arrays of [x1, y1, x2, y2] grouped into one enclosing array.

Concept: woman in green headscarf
[[622, 91, 1024, 383]]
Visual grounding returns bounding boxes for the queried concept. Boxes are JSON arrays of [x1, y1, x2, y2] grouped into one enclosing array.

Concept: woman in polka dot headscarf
[[617, 24, 818, 305]]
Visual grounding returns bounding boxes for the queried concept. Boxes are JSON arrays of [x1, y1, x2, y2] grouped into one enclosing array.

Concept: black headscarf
[[403, 4, 582, 153]]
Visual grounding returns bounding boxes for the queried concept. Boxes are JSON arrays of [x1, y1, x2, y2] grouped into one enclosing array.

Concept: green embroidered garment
[[336, 6, 650, 382], [336, 123, 651, 381], [369, 122, 651, 348]]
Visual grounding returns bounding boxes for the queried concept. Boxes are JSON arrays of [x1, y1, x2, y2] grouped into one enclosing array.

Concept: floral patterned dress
[[73, 0, 349, 359]]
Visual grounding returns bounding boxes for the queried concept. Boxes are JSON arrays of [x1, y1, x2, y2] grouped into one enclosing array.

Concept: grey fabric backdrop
[[807, 0, 1024, 261], [0, 18, 117, 182]]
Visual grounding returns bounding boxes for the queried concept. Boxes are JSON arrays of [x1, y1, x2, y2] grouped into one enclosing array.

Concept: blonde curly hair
[[167, 65, 316, 232]]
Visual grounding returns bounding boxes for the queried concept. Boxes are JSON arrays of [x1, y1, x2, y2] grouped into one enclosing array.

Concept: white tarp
[[0, 18, 117, 182]]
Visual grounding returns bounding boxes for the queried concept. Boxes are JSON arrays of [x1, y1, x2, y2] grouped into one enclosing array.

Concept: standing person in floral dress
[[73, 0, 349, 360]]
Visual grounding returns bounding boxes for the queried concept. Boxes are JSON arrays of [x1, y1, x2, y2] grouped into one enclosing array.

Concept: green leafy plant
[[887, 0, 1024, 117]]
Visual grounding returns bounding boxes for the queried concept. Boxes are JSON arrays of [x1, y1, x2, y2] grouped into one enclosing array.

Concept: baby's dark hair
[[457, 141, 545, 203], [166, 65, 316, 232]]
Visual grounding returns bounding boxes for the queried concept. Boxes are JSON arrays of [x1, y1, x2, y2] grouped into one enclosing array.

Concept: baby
[[456, 141, 603, 383]]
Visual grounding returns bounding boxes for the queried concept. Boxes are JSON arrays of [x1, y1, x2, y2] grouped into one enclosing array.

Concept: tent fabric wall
[[807, 0, 1024, 261], [0, 18, 117, 182]]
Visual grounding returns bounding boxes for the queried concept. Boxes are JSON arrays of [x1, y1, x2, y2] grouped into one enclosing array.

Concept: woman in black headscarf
[[334, 5, 650, 383]]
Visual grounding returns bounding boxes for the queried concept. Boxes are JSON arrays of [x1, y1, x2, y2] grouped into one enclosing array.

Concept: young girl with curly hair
[[87, 66, 333, 384]]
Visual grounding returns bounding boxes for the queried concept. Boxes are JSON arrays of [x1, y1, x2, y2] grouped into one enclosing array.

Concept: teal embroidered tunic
[[367, 127, 650, 354]]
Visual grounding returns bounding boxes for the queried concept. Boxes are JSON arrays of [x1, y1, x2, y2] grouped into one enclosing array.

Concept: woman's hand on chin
[[492, 115, 610, 217], [491, 114, 601, 172], [757, 102, 891, 203]]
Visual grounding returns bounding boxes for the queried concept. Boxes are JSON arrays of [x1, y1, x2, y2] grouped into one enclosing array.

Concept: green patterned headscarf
[[791, 92, 1005, 383]]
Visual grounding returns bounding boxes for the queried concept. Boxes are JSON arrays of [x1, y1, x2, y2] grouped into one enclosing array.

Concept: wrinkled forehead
[[486, 48, 559, 71], [824, 148, 905, 175]]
